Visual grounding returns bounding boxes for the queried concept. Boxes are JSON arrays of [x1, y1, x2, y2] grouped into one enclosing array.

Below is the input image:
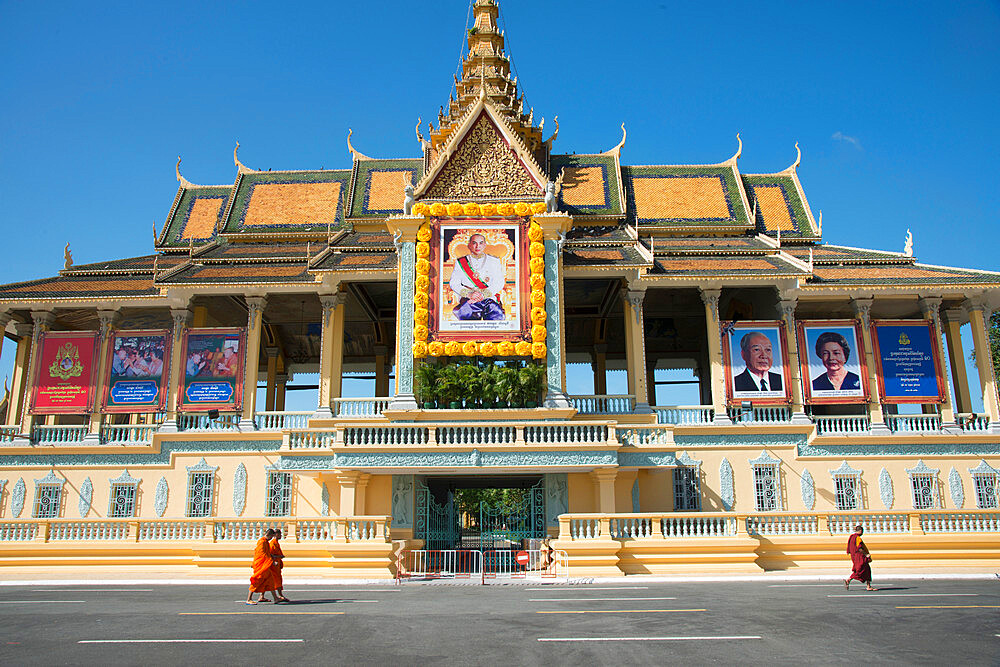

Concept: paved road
[[1, 578, 998, 664]]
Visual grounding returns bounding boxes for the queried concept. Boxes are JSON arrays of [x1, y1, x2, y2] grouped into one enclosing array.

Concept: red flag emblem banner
[[30, 331, 100, 413]]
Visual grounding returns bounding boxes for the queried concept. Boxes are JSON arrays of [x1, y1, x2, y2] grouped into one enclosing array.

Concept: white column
[[240, 296, 267, 429], [852, 298, 888, 433], [942, 308, 973, 414], [779, 295, 810, 424], [623, 289, 653, 414], [967, 298, 999, 424], [919, 297, 955, 426], [158, 307, 192, 433], [85, 310, 117, 442]]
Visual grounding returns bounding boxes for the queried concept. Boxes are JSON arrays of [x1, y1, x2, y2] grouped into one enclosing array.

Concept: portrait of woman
[[798, 322, 867, 403]]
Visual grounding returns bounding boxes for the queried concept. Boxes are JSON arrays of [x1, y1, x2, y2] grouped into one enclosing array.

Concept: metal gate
[[415, 485, 458, 549], [473, 480, 547, 549]]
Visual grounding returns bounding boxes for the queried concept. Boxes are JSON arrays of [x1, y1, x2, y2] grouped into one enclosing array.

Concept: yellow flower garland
[[408, 201, 551, 359]]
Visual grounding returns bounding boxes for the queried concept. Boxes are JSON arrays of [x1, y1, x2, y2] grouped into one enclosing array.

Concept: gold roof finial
[[175, 156, 194, 189], [783, 142, 802, 173], [63, 243, 73, 270], [603, 123, 627, 156], [234, 141, 254, 174], [347, 129, 373, 161]]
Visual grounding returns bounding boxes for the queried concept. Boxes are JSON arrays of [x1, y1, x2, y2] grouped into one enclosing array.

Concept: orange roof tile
[[243, 182, 341, 228], [633, 176, 730, 220], [181, 198, 224, 239], [752, 185, 795, 231], [561, 166, 607, 207]]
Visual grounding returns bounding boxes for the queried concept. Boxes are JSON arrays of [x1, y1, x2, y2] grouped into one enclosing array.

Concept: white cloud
[[831, 131, 862, 150]]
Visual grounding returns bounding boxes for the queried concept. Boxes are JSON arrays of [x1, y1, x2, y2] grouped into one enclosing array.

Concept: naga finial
[[784, 141, 801, 173], [347, 129, 372, 161], [729, 133, 743, 163], [63, 243, 73, 270], [415, 117, 425, 144], [903, 229, 913, 257], [604, 123, 627, 156], [175, 156, 193, 188], [234, 141, 253, 174], [544, 116, 559, 150]]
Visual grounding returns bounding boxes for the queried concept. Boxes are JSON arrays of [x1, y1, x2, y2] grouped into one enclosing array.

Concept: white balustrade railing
[[436, 425, 516, 445], [828, 513, 909, 534], [101, 424, 157, 444], [728, 406, 793, 424], [886, 413, 941, 433], [569, 395, 635, 415], [0, 426, 21, 443], [296, 520, 336, 541], [254, 411, 311, 431], [137, 521, 206, 541], [0, 523, 36, 540], [616, 426, 673, 447], [287, 430, 337, 449], [523, 423, 607, 445], [655, 406, 715, 425], [569, 517, 603, 539], [745, 514, 819, 535], [177, 413, 241, 431], [334, 398, 391, 418], [343, 425, 428, 446], [214, 520, 287, 541], [33, 425, 89, 444], [921, 512, 1000, 533], [956, 413, 991, 432], [661, 515, 737, 538], [611, 516, 656, 539], [813, 415, 872, 435], [48, 521, 130, 541]]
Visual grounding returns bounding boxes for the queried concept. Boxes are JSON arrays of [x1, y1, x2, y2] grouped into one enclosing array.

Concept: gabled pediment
[[415, 97, 546, 201]]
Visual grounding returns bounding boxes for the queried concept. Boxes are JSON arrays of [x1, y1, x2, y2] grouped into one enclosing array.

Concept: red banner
[[30, 332, 100, 413]]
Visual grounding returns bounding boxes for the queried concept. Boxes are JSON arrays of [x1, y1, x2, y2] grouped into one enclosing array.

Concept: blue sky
[[1, 1, 998, 408]]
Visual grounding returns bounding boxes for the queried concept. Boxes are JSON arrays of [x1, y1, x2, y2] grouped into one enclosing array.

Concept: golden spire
[[428, 0, 546, 164]]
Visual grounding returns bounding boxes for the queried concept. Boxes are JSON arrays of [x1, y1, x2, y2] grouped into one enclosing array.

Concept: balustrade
[[886, 413, 941, 433], [254, 411, 311, 431], [569, 395, 635, 415], [828, 513, 909, 534], [812, 415, 872, 435], [745, 514, 818, 536], [334, 398, 390, 418], [655, 406, 715, 425], [956, 413, 991, 432], [101, 424, 157, 444], [436, 425, 516, 445], [661, 515, 737, 538], [214, 520, 287, 541], [177, 413, 241, 432], [727, 406, 793, 424], [137, 521, 205, 541], [616, 426, 673, 447], [0, 523, 36, 540], [921, 512, 1000, 533], [48, 521, 130, 541], [33, 425, 88, 444], [523, 423, 607, 445], [343, 425, 428, 446], [296, 520, 336, 541], [0, 426, 20, 443]]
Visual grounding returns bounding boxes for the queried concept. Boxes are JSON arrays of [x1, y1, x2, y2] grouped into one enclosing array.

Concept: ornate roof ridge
[[624, 136, 744, 169], [175, 156, 231, 190]]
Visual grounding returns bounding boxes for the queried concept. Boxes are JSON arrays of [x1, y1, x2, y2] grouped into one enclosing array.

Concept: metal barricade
[[395, 548, 568, 584], [396, 549, 484, 582], [482, 549, 568, 582]]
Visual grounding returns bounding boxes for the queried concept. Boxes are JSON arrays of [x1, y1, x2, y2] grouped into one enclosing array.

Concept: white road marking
[[527, 587, 649, 591], [283, 589, 399, 593], [235, 600, 379, 603], [769, 584, 854, 587], [529, 597, 677, 602], [0, 600, 86, 604], [538, 636, 762, 642], [827, 593, 979, 598], [32, 589, 154, 592], [79, 639, 303, 644]]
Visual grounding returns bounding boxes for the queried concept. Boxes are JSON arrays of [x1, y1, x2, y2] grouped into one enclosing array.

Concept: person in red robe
[[269, 529, 290, 603], [845, 525, 878, 591], [246, 528, 280, 604]]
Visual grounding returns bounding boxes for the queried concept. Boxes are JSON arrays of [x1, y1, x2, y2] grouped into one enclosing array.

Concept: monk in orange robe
[[269, 529, 290, 603], [246, 528, 280, 604]]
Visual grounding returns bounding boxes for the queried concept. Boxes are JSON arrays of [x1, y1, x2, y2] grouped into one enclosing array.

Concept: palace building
[[1, 0, 999, 578]]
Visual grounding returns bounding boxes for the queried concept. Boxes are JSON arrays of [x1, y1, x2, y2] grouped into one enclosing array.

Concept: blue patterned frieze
[[233, 463, 247, 516], [397, 240, 415, 394], [11, 478, 25, 518], [720, 458, 734, 510], [631, 479, 640, 513], [470, 449, 481, 467], [617, 451, 678, 467], [391, 475, 413, 528], [948, 467, 964, 509], [279, 451, 619, 470], [800, 469, 815, 511], [544, 473, 568, 527], [79, 477, 93, 517], [676, 451, 702, 469], [878, 467, 894, 509], [0, 439, 281, 468], [800, 441, 1000, 458], [678, 433, 808, 448], [321, 482, 330, 517], [154, 477, 168, 517]]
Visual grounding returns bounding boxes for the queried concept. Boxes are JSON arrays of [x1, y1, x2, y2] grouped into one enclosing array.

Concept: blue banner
[[874, 323, 941, 401], [109, 380, 159, 405], [185, 381, 235, 403]]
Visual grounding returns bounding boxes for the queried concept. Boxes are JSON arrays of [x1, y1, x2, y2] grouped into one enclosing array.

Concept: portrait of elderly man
[[812, 331, 861, 392], [733, 331, 783, 392], [449, 232, 506, 321]]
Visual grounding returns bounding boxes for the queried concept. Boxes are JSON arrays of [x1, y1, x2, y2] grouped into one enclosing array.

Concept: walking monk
[[845, 524, 878, 591], [269, 529, 290, 603], [246, 528, 280, 604]]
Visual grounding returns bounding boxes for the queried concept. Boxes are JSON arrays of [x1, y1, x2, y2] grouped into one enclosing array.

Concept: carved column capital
[[319, 292, 346, 328], [30, 310, 55, 328], [12, 322, 33, 338], [779, 297, 797, 323], [919, 296, 942, 324], [0, 311, 13, 331], [851, 298, 873, 328], [96, 310, 118, 340], [700, 288, 721, 322], [264, 346, 280, 359], [170, 308, 192, 342], [245, 296, 268, 330], [965, 295, 992, 319], [943, 308, 967, 325]]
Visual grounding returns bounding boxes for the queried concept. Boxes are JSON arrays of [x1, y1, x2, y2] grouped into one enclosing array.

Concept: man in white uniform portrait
[[449, 233, 505, 320]]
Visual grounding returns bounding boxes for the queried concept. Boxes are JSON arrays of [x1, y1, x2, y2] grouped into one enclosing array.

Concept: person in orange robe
[[269, 529, 290, 603], [845, 525, 878, 591], [246, 528, 280, 604]]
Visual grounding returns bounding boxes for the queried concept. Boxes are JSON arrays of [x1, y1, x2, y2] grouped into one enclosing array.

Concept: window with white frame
[[186, 472, 215, 517], [108, 470, 140, 518], [673, 467, 701, 511], [969, 460, 999, 509], [830, 461, 862, 511], [266, 471, 292, 517], [750, 451, 782, 512], [906, 460, 940, 510], [33, 484, 62, 518]]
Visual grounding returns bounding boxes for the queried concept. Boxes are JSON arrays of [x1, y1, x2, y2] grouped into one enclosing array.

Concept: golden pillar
[[852, 298, 886, 430], [315, 291, 345, 419], [86, 310, 117, 441], [590, 468, 618, 513], [919, 297, 955, 424], [699, 288, 731, 424], [374, 344, 389, 397], [275, 373, 288, 411], [943, 309, 973, 414], [240, 296, 267, 427], [7, 322, 33, 429], [20, 311, 54, 436], [264, 346, 279, 411], [334, 471, 363, 516], [779, 295, 809, 422], [159, 307, 192, 433], [967, 299, 999, 423], [622, 288, 652, 413], [592, 343, 607, 395]]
